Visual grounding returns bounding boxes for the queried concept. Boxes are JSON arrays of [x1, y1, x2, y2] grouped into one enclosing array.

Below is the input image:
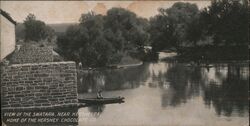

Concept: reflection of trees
[[78, 62, 249, 117], [78, 64, 150, 93], [204, 64, 249, 116], [161, 63, 249, 117], [103, 64, 150, 90], [88, 105, 105, 118], [161, 64, 203, 107], [77, 71, 103, 93]]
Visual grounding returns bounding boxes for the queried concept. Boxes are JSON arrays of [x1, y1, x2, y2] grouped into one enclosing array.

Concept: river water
[[77, 53, 249, 126]]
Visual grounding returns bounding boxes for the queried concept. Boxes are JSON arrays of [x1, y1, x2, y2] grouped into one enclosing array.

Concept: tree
[[78, 12, 118, 66], [149, 15, 177, 52], [24, 14, 55, 42], [186, 15, 203, 46], [44, 26, 56, 43], [57, 12, 120, 67], [163, 2, 199, 46], [56, 25, 81, 62], [149, 2, 199, 52], [175, 0, 249, 60], [105, 8, 150, 51], [57, 8, 151, 67], [200, 0, 248, 46]]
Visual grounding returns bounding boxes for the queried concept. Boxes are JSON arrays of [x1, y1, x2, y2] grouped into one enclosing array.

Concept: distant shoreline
[[77, 61, 143, 72]]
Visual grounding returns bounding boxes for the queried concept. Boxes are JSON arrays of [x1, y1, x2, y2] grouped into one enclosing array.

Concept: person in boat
[[97, 90, 103, 99], [79, 62, 82, 69]]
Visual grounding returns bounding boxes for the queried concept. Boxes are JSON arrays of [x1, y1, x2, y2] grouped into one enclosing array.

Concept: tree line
[[22, 0, 249, 67], [56, 8, 150, 67], [149, 0, 248, 61]]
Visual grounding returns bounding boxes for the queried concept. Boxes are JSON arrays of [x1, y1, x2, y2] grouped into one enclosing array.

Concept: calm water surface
[[77, 55, 249, 126]]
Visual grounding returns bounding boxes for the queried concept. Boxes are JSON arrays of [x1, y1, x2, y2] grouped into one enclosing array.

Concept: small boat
[[78, 97, 125, 104]]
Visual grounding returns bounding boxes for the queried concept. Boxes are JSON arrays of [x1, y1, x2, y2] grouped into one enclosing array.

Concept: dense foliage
[[149, 0, 248, 60], [57, 8, 150, 67], [24, 14, 55, 42], [27, 0, 248, 66], [200, 0, 248, 46], [149, 2, 199, 51]]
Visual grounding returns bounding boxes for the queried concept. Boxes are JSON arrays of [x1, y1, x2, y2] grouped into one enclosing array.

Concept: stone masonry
[[9, 44, 53, 64], [1, 61, 78, 109]]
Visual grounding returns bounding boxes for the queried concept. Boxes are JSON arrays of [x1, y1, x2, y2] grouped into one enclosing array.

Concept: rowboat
[[78, 97, 125, 104]]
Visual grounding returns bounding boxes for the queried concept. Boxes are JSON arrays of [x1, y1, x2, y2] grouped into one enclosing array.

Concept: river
[[77, 52, 249, 126]]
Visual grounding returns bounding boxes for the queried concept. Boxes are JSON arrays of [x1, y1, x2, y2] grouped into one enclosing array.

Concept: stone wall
[[1, 61, 78, 109], [9, 45, 53, 64]]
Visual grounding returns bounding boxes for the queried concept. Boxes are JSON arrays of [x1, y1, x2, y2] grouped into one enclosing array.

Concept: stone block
[[1, 61, 77, 108]]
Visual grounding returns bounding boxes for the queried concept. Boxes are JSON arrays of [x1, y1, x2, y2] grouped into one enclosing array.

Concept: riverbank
[[155, 50, 249, 64], [78, 56, 143, 71], [161, 56, 250, 65], [108, 55, 143, 68], [177, 45, 249, 61]]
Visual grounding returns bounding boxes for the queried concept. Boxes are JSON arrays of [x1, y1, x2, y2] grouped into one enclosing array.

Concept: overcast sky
[[1, 1, 211, 24]]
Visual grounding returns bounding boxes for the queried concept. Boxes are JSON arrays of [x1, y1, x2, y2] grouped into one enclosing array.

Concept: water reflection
[[162, 65, 203, 107], [77, 64, 150, 93], [88, 105, 105, 118], [204, 64, 249, 116], [161, 63, 249, 116], [78, 61, 249, 118]]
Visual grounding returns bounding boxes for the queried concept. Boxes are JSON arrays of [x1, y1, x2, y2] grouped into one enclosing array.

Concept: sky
[[0, 1, 211, 24]]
